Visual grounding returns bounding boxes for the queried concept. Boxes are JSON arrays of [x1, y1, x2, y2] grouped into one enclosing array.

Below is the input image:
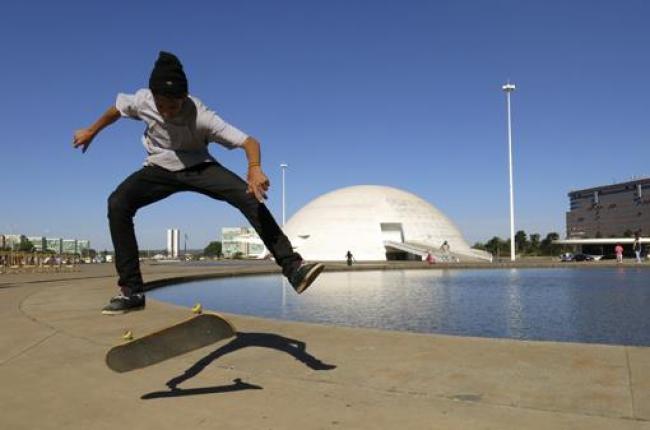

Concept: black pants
[[108, 162, 301, 293]]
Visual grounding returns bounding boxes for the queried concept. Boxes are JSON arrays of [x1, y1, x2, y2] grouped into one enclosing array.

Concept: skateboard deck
[[106, 313, 236, 373]]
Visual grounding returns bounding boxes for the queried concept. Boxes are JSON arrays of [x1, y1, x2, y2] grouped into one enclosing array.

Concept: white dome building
[[283, 185, 491, 262]]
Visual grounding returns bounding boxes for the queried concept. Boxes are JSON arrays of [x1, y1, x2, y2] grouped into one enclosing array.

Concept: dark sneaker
[[289, 262, 325, 294], [102, 293, 146, 315]]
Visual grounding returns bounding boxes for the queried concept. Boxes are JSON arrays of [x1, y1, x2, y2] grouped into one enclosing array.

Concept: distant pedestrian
[[614, 243, 624, 263], [440, 241, 450, 261], [440, 241, 450, 254], [345, 250, 354, 267], [633, 233, 643, 263], [425, 251, 435, 265]]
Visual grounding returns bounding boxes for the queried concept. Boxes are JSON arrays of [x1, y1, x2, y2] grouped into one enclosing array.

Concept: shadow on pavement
[[141, 331, 336, 400], [141, 378, 262, 399]]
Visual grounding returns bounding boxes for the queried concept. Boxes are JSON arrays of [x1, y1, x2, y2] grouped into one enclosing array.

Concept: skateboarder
[[73, 51, 324, 315]]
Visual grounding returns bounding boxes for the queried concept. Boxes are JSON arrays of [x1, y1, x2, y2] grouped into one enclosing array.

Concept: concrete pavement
[[1, 262, 649, 429]]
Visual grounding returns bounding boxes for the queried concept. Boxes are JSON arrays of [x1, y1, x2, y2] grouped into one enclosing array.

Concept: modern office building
[[61, 239, 90, 255], [45, 238, 63, 253], [62, 239, 78, 254], [28, 236, 47, 252], [166, 229, 180, 258], [222, 227, 267, 259], [566, 178, 650, 238], [283, 185, 492, 262], [1, 234, 22, 250], [1, 234, 90, 254]]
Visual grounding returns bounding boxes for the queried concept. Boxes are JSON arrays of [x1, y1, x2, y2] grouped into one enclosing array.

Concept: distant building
[[2, 234, 22, 249], [0, 235, 89, 254], [166, 228, 180, 258], [283, 185, 491, 261], [64, 239, 90, 255], [566, 178, 650, 238], [78, 240, 90, 253], [45, 238, 63, 253], [27, 236, 46, 252], [59, 239, 90, 255], [222, 227, 267, 259]]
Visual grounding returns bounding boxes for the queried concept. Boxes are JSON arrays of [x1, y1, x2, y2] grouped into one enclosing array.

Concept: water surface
[[149, 268, 650, 346]]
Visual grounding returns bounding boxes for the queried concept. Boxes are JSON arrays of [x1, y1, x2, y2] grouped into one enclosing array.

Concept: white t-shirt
[[115, 89, 249, 171]]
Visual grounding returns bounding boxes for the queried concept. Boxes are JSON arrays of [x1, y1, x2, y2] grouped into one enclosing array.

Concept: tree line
[[5, 235, 568, 259], [472, 231, 570, 257]]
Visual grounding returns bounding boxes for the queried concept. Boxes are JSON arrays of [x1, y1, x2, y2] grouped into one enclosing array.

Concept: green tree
[[203, 241, 222, 257], [503, 238, 512, 256], [529, 233, 541, 255], [17, 236, 34, 252], [514, 230, 528, 254], [472, 242, 486, 251], [485, 236, 505, 257], [540, 232, 561, 256]]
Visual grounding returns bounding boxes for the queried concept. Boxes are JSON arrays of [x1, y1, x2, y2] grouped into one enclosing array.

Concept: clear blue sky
[[2, 0, 649, 251]]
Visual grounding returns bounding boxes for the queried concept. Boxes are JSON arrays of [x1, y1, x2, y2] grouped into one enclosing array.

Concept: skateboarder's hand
[[73, 128, 95, 153], [247, 167, 270, 202]]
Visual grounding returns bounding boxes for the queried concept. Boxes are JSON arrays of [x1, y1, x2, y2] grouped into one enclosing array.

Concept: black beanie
[[148, 51, 188, 97]]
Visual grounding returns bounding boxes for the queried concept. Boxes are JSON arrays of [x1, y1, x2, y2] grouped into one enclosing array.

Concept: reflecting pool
[[149, 268, 650, 346]]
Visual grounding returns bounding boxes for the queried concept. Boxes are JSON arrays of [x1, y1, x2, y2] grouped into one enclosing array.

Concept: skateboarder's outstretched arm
[[242, 136, 270, 203], [73, 106, 121, 153]]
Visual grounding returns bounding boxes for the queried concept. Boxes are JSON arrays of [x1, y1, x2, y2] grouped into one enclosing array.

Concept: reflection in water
[[149, 268, 650, 346], [505, 269, 524, 339], [280, 277, 288, 317]]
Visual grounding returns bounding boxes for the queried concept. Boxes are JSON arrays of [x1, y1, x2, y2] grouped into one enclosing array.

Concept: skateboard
[[106, 312, 236, 373]]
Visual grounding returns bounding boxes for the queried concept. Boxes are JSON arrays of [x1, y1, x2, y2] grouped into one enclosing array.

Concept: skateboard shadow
[[141, 378, 262, 399], [141, 331, 336, 399]]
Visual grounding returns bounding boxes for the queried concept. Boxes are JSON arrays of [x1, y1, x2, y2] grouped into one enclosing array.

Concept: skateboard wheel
[[122, 330, 134, 341], [192, 303, 203, 314]]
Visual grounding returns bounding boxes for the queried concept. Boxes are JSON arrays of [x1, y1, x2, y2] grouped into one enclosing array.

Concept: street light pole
[[502, 82, 516, 262], [280, 163, 288, 227]]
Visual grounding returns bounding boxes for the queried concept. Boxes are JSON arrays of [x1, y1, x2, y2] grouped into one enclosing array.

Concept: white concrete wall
[[284, 185, 478, 261]]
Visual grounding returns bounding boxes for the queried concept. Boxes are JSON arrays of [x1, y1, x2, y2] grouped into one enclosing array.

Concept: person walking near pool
[[73, 51, 324, 315], [345, 250, 355, 267], [440, 241, 450, 253], [633, 232, 643, 263], [425, 250, 435, 265], [440, 240, 451, 261], [614, 243, 624, 263]]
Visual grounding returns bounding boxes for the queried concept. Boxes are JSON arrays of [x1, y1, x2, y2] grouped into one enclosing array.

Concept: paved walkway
[[1, 262, 649, 429]]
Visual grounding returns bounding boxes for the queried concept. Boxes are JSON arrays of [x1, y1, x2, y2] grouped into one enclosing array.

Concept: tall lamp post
[[502, 82, 516, 262], [280, 163, 288, 227]]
